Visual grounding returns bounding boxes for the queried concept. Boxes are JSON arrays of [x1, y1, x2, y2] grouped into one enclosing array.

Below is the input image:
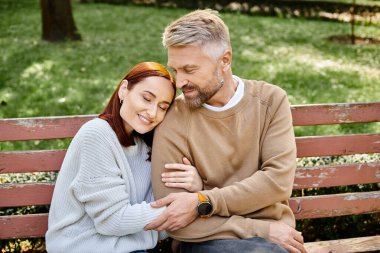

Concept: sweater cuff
[[201, 188, 224, 216], [246, 219, 270, 239], [158, 230, 169, 240]]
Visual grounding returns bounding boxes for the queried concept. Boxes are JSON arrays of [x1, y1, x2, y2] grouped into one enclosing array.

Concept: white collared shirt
[[202, 75, 244, 112]]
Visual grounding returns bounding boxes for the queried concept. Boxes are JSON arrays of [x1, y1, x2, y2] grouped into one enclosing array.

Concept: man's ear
[[118, 80, 129, 101], [221, 49, 232, 72]]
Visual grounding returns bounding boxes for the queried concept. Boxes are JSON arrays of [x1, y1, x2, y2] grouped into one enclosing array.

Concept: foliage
[[0, 238, 45, 253]]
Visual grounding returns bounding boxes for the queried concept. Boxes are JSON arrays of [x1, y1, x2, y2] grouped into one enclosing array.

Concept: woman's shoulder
[[76, 118, 115, 142]]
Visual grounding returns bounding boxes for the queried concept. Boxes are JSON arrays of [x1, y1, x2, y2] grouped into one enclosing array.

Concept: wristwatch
[[197, 192, 213, 218]]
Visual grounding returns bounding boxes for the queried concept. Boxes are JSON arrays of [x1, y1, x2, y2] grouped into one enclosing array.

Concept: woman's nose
[[147, 105, 158, 119]]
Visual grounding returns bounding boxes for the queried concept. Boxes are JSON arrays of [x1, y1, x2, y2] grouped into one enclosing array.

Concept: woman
[[46, 62, 202, 253]]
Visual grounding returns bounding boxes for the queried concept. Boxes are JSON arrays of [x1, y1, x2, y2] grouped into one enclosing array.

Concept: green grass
[[1, 1, 379, 127]]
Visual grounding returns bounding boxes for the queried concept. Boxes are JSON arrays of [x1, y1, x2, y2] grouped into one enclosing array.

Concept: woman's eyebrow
[[143, 90, 171, 104], [143, 90, 156, 98]]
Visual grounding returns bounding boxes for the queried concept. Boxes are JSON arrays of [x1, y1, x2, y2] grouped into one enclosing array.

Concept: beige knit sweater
[[151, 79, 296, 242]]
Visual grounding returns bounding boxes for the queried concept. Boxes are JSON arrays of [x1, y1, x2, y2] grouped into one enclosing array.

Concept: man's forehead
[[167, 51, 201, 69], [167, 62, 198, 70]]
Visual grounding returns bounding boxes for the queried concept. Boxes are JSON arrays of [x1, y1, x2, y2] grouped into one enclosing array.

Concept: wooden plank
[[296, 134, 380, 157], [2, 135, 379, 174], [0, 183, 54, 207], [0, 214, 48, 239], [0, 150, 66, 174], [291, 102, 380, 126], [304, 235, 380, 253], [0, 115, 96, 141], [0, 102, 378, 141], [293, 162, 380, 189], [290, 191, 380, 219]]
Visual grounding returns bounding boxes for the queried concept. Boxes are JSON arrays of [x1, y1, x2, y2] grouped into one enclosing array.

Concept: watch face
[[197, 202, 212, 216]]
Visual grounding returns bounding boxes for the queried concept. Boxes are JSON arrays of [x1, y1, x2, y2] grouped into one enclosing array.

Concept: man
[[145, 9, 306, 253]]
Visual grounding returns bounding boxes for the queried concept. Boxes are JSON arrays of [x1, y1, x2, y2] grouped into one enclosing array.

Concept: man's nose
[[175, 73, 188, 89]]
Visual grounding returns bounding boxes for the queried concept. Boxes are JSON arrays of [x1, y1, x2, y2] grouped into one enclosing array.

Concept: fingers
[[164, 156, 192, 170], [284, 231, 305, 253], [162, 170, 196, 191], [162, 171, 191, 180], [164, 182, 189, 189], [293, 231, 304, 244], [150, 195, 173, 208], [182, 157, 191, 165], [163, 157, 202, 192], [287, 238, 307, 253], [164, 163, 193, 171], [144, 213, 168, 231]]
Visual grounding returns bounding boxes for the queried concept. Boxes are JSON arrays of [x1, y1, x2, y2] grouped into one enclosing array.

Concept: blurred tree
[[40, 0, 82, 42], [350, 0, 356, 44]]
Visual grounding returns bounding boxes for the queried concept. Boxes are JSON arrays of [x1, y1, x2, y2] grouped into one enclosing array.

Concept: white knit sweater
[[46, 118, 167, 253]]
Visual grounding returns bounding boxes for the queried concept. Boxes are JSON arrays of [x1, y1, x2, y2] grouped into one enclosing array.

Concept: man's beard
[[182, 73, 224, 109]]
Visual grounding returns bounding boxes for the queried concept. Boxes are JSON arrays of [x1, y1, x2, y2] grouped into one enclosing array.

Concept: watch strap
[[198, 192, 208, 202]]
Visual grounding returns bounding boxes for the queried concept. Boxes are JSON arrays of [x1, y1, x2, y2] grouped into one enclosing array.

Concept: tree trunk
[[40, 0, 81, 42], [350, 0, 356, 44]]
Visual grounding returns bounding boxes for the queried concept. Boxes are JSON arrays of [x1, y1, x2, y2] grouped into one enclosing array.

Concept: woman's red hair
[[99, 62, 175, 149]]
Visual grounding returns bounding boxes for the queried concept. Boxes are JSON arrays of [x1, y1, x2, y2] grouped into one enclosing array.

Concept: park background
[[0, 0, 379, 251]]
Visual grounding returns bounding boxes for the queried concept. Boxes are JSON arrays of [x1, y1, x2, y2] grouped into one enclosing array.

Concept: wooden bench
[[1, 102, 379, 253]]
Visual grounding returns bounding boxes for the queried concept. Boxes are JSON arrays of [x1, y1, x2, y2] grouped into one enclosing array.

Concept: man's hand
[[144, 192, 198, 231], [268, 221, 307, 253]]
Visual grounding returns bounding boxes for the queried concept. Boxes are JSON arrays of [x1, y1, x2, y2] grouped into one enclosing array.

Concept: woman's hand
[[161, 157, 203, 192]]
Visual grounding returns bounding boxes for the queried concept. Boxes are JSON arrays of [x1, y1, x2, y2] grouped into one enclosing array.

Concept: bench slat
[[0, 183, 54, 207], [0, 214, 48, 239], [2, 183, 379, 221], [304, 235, 380, 253], [291, 102, 380, 126], [1, 102, 379, 142], [293, 162, 380, 189], [0, 150, 65, 174], [0, 115, 96, 141], [1, 133, 379, 173], [2, 149, 379, 190], [290, 191, 380, 219], [296, 133, 380, 157]]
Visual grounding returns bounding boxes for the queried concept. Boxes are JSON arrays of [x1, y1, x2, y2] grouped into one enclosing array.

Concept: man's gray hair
[[162, 9, 231, 60]]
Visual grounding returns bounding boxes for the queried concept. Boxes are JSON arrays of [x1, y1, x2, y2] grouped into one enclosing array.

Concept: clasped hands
[[144, 157, 201, 231], [144, 157, 307, 253]]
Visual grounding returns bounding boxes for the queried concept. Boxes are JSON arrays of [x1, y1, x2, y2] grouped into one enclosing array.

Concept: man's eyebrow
[[168, 64, 198, 71]]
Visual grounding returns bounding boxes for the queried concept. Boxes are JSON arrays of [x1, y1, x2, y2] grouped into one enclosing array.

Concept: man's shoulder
[[155, 94, 191, 133], [166, 94, 192, 118], [243, 79, 288, 107]]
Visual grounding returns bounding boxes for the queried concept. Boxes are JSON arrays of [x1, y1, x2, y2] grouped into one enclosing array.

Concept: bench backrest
[[1, 102, 379, 240]]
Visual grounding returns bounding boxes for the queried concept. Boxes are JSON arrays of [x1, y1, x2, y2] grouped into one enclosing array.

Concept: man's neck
[[206, 75, 238, 107]]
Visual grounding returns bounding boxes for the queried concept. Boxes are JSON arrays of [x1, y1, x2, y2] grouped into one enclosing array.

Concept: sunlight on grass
[[0, 1, 379, 128], [21, 60, 54, 79]]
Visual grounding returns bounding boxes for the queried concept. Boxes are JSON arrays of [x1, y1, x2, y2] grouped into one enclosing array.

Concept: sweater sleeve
[[203, 90, 297, 217], [72, 123, 165, 236], [151, 103, 272, 240]]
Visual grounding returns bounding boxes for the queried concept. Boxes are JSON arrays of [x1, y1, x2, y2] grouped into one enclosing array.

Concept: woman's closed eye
[[159, 104, 169, 111], [143, 95, 152, 102]]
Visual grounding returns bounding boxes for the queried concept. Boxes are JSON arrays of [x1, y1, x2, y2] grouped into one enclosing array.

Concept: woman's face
[[118, 76, 175, 135]]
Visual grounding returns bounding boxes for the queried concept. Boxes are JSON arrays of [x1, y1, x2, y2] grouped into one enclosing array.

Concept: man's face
[[167, 45, 223, 108]]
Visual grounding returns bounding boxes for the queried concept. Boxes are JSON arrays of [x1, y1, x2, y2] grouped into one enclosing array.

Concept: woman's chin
[[133, 126, 154, 135]]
